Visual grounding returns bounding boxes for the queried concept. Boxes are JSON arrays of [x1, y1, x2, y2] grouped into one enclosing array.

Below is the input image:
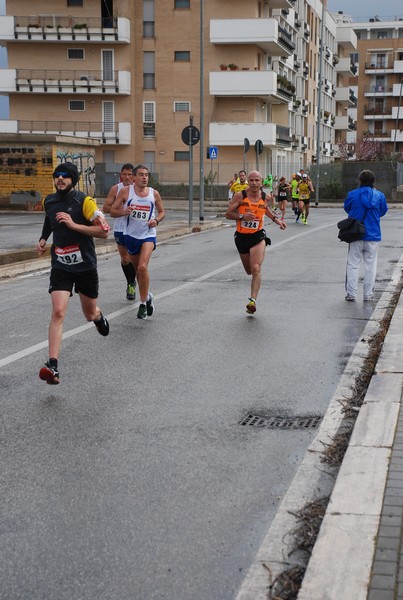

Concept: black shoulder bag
[[337, 204, 368, 244]]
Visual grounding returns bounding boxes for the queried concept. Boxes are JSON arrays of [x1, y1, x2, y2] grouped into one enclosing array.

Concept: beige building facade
[[333, 12, 403, 157], [0, 0, 356, 190]]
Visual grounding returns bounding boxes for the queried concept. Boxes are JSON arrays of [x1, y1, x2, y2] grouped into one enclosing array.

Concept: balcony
[[393, 82, 403, 96], [268, 0, 296, 8], [365, 130, 391, 142], [334, 115, 356, 131], [363, 103, 393, 119], [0, 119, 131, 144], [335, 57, 357, 76], [210, 18, 295, 56], [391, 130, 403, 143], [209, 122, 277, 146], [0, 15, 130, 43], [335, 27, 358, 51], [0, 69, 131, 95], [394, 60, 403, 74], [335, 86, 357, 106], [364, 84, 394, 96], [276, 125, 292, 146], [209, 70, 291, 104], [365, 58, 393, 72]]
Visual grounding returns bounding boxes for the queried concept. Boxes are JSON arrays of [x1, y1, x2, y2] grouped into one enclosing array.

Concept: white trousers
[[345, 240, 379, 298]]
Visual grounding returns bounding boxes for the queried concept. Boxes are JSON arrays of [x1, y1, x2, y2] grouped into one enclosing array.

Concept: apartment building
[[0, 0, 345, 189], [334, 12, 403, 156]]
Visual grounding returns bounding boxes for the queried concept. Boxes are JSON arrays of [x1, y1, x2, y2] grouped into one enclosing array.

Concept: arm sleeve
[[39, 215, 52, 241], [82, 196, 98, 221]]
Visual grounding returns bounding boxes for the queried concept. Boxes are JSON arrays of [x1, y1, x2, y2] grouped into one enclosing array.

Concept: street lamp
[[199, 0, 205, 222]]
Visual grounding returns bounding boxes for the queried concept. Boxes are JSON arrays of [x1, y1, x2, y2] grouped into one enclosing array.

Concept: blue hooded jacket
[[343, 186, 388, 241]]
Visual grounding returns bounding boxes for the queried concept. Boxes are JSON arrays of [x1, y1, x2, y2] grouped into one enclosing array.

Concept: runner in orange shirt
[[226, 170, 287, 315]]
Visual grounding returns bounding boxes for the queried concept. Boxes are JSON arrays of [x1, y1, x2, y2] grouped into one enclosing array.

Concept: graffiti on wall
[[56, 148, 96, 196]]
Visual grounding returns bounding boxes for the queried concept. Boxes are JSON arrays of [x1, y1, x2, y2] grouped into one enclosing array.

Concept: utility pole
[[314, 1, 325, 206], [199, 0, 205, 222]]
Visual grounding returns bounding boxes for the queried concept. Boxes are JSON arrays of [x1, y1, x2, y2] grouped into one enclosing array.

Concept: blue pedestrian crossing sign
[[208, 146, 218, 159]]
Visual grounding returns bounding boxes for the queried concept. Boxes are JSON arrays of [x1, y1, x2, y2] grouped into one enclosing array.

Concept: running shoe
[[246, 298, 256, 314], [126, 282, 136, 301], [146, 292, 154, 316], [137, 303, 147, 320], [345, 294, 356, 302], [94, 313, 110, 336], [296, 214, 300, 222], [364, 295, 374, 302], [39, 362, 60, 385]]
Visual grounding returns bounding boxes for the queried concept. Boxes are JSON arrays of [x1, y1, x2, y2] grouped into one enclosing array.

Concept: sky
[[327, 0, 402, 19]]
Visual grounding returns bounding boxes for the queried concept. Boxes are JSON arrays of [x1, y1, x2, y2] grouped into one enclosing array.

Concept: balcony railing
[[364, 84, 394, 94], [365, 58, 393, 70], [6, 15, 130, 43], [364, 103, 393, 115], [15, 120, 128, 144], [276, 125, 292, 145], [15, 69, 124, 93], [277, 25, 296, 53]]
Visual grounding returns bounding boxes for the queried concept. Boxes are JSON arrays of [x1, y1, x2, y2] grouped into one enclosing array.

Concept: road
[[1, 208, 402, 600]]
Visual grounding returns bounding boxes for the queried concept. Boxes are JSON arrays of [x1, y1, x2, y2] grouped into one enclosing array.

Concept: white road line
[[0, 222, 335, 368]]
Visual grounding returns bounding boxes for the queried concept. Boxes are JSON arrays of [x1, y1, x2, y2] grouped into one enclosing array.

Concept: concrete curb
[[235, 254, 403, 600], [0, 219, 224, 279]]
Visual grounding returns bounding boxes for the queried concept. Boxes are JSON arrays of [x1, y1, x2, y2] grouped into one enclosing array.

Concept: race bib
[[55, 244, 83, 265], [300, 192, 309, 199], [130, 203, 151, 220], [241, 218, 259, 230], [279, 191, 287, 198]]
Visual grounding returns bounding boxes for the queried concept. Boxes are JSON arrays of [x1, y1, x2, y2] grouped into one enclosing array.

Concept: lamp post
[[314, 0, 325, 206], [199, 0, 205, 222]]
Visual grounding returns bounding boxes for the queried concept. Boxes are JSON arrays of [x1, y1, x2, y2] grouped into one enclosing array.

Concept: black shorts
[[234, 229, 268, 254], [48, 268, 99, 299]]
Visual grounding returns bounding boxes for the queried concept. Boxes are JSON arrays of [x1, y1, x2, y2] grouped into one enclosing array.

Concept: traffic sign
[[244, 138, 250, 153], [254, 139, 264, 155], [207, 146, 218, 159], [181, 125, 201, 146]]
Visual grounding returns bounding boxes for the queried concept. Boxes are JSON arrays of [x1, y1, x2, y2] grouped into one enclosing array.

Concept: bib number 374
[[55, 244, 83, 265]]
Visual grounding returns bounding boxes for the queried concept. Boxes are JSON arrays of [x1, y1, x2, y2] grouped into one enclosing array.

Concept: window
[[143, 101, 156, 138], [175, 51, 190, 62], [377, 31, 387, 39], [102, 49, 114, 81], [67, 48, 84, 60], [174, 101, 190, 112], [174, 151, 189, 161], [143, 51, 155, 89], [69, 100, 85, 111], [68, 0, 83, 5], [103, 101, 115, 132], [175, 0, 190, 7], [143, 0, 155, 37]]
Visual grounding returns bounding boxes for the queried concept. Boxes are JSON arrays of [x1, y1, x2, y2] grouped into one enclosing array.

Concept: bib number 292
[[55, 244, 83, 265]]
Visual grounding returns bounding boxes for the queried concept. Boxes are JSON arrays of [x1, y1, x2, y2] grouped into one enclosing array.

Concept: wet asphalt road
[[1, 207, 403, 599]]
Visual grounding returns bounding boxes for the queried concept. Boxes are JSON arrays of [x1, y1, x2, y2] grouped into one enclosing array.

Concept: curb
[[0, 219, 224, 279], [235, 254, 403, 600]]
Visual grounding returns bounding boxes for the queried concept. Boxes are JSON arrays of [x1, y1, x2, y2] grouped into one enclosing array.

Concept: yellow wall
[[0, 139, 97, 206]]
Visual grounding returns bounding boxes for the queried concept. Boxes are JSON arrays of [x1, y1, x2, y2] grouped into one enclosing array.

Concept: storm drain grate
[[240, 414, 321, 430]]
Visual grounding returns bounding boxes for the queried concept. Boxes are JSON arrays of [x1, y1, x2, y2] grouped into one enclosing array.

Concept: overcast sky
[[327, 0, 402, 19]]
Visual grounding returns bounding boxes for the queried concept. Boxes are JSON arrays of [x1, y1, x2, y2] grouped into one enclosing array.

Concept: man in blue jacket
[[344, 170, 388, 302]]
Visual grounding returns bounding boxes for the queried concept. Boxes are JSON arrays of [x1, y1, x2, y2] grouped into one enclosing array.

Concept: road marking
[[0, 222, 335, 368]]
